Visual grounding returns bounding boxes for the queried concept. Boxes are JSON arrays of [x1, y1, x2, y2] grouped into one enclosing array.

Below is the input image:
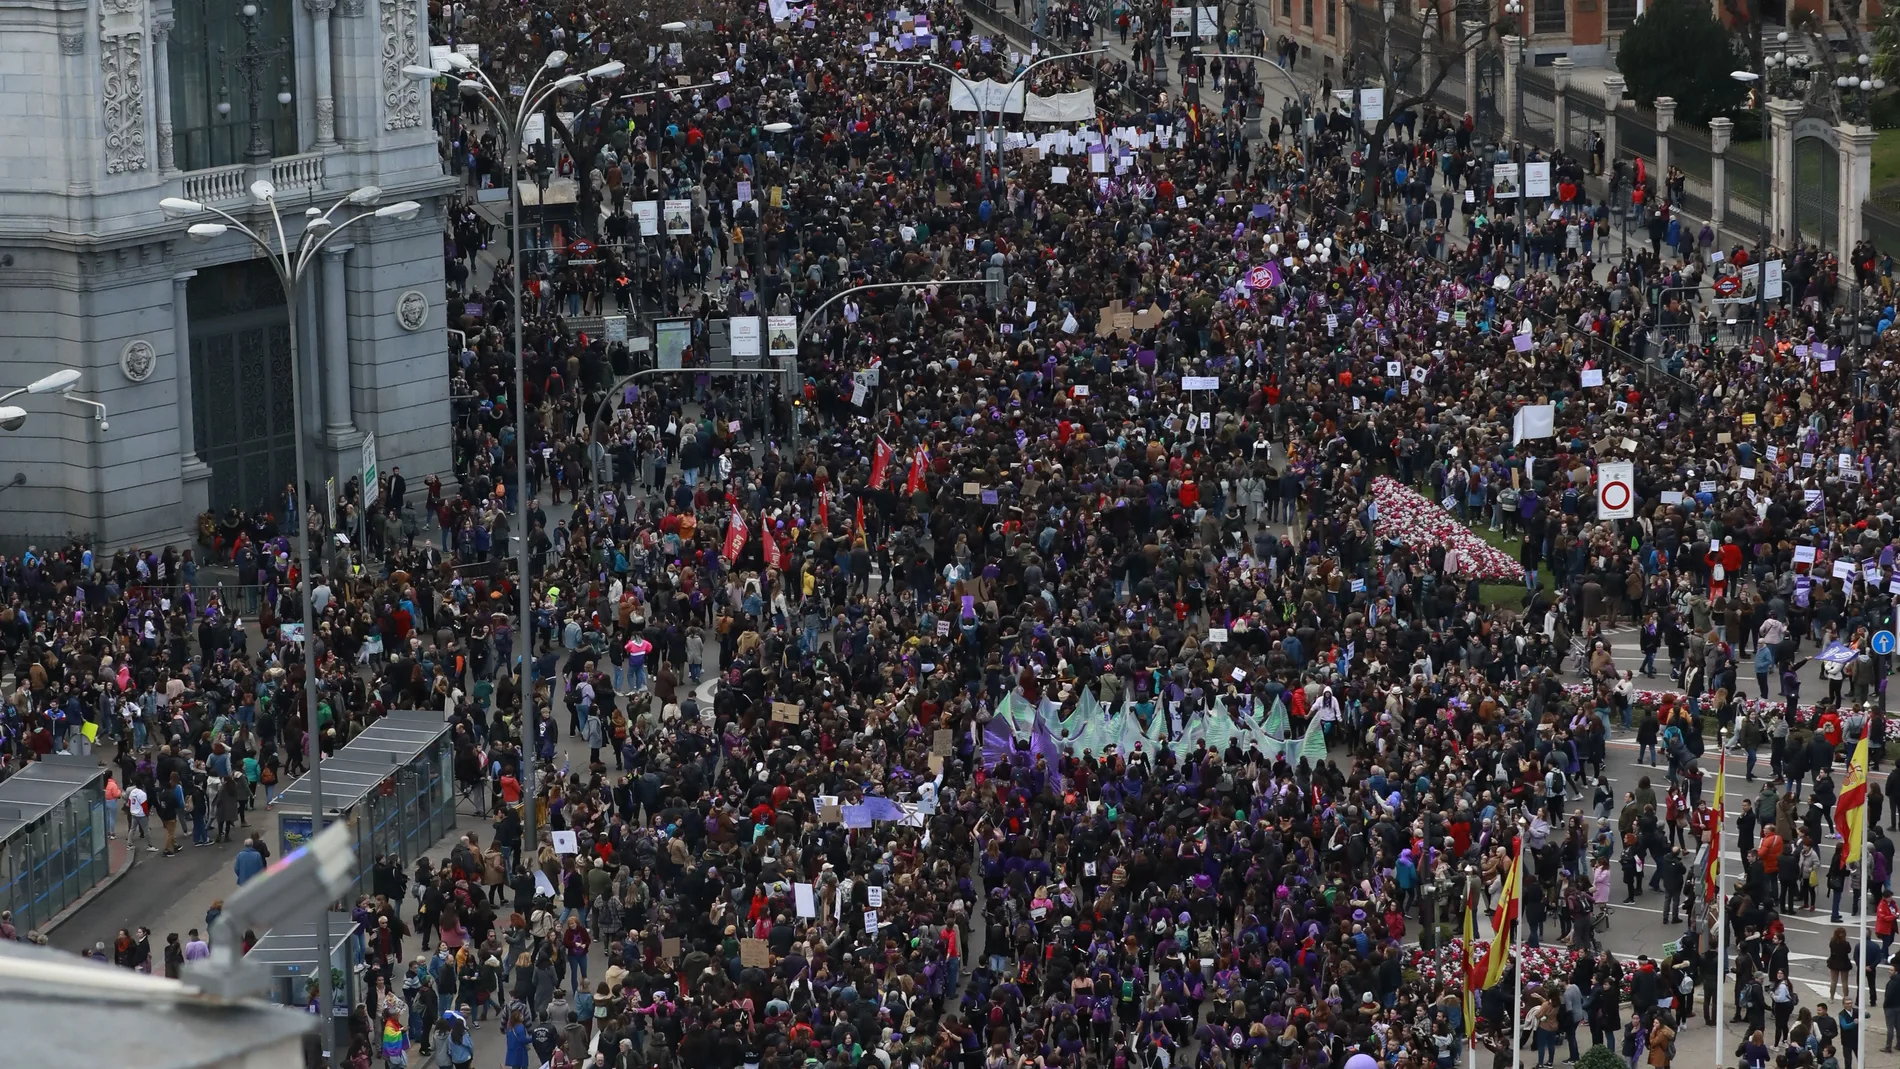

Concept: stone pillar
[[1766, 97, 1802, 247], [1653, 96, 1675, 185], [1420, 18, 1436, 101], [1502, 35, 1522, 143], [153, 17, 176, 172], [172, 273, 212, 520], [320, 245, 362, 461], [1552, 57, 1572, 154], [1462, 21, 1485, 119], [1602, 75, 1625, 178], [305, 0, 338, 146], [1839, 123, 1875, 259], [1708, 116, 1732, 231]]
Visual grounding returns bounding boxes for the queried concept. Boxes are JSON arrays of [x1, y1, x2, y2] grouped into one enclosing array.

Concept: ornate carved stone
[[380, 0, 424, 129], [60, 31, 85, 54], [304, 0, 336, 14], [336, 0, 365, 15], [317, 98, 336, 143], [100, 0, 147, 174], [120, 339, 157, 382], [153, 16, 174, 171]]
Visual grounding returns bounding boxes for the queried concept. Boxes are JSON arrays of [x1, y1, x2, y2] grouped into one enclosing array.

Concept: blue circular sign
[[1872, 630, 1896, 656]]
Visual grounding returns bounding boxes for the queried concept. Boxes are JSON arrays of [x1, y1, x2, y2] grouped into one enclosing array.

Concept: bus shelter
[[244, 911, 364, 1012], [0, 754, 110, 933], [273, 708, 455, 899]]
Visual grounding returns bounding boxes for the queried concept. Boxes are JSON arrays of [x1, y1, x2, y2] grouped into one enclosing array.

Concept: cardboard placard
[[932, 728, 953, 756], [740, 937, 770, 967], [819, 804, 843, 823], [550, 830, 579, 854], [772, 702, 802, 724], [660, 936, 682, 962], [927, 753, 945, 774]]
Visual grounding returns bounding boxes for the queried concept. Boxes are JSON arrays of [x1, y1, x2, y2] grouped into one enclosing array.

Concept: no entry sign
[[1597, 461, 1634, 520]]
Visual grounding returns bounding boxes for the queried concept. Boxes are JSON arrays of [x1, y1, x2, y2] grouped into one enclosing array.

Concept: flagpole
[[1714, 730, 1727, 1069], [1466, 864, 1480, 1069], [1856, 718, 1871, 1069], [1511, 830, 1525, 1069]]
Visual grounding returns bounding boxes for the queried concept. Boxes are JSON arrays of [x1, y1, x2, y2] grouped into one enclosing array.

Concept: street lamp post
[[0, 369, 109, 432], [160, 182, 420, 1053], [404, 51, 621, 874], [1731, 68, 1769, 340]]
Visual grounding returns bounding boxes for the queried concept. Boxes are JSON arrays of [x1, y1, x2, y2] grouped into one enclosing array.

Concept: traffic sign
[[1597, 460, 1634, 520], [568, 239, 595, 257], [1713, 275, 1740, 297], [1872, 630, 1896, 656]]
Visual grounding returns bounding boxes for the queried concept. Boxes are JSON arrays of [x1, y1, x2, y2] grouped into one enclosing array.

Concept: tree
[[1344, 4, 1502, 174], [1617, 0, 1748, 126]]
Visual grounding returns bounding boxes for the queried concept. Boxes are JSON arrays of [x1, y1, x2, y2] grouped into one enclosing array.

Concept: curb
[[41, 839, 139, 935]]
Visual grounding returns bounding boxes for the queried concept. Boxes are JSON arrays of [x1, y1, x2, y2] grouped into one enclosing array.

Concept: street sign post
[[1872, 629, 1895, 656], [361, 433, 379, 505]]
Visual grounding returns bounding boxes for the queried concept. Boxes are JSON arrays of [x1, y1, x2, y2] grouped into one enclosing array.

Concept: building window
[[1303, 0, 1313, 26], [1605, 0, 1636, 30], [1326, 0, 1336, 35], [1533, 0, 1565, 34], [1282, 0, 1291, 19], [169, 0, 299, 171]]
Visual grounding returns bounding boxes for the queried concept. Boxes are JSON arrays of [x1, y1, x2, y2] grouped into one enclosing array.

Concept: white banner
[[1524, 160, 1552, 199], [1764, 258, 1784, 301], [1358, 87, 1384, 123], [632, 201, 659, 237], [1023, 88, 1097, 123], [1597, 461, 1635, 520], [730, 316, 762, 357], [948, 78, 1027, 115], [1512, 403, 1554, 443]]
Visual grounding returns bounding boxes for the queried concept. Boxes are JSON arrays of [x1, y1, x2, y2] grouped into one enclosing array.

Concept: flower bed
[[1368, 477, 1523, 580], [1561, 683, 1900, 735], [1406, 939, 1588, 996]]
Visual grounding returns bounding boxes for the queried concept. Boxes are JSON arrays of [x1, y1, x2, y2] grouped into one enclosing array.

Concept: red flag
[[762, 524, 782, 570], [722, 512, 748, 563], [869, 437, 894, 490], [905, 446, 929, 495], [855, 496, 865, 538]]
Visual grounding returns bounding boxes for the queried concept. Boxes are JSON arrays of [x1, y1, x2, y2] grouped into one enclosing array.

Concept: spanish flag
[[1705, 747, 1726, 903], [1836, 720, 1872, 862], [1480, 847, 1521, 990], [1462, 885, 1479, 1040]]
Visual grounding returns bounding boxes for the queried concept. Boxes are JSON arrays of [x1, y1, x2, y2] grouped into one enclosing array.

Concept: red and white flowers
[[1368, 477, 1523, 580]]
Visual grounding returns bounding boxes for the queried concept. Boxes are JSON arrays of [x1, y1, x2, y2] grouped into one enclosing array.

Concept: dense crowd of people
[[5, 1, 1900, 1069]]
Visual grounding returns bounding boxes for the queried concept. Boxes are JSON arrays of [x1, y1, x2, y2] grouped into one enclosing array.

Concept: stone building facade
[[0, 0, 453, 549]]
